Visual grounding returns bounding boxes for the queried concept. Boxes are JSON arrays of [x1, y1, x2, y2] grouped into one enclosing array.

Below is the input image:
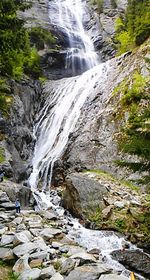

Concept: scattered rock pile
[[0, 188, 150, 280]]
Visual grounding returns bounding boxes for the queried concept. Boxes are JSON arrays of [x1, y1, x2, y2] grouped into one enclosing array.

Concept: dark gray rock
[[111, 249, 150, 278], [62, 173, 107, 218]]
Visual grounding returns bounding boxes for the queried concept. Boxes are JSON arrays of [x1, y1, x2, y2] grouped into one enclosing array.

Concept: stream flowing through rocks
[[24, 0, 150, 279]]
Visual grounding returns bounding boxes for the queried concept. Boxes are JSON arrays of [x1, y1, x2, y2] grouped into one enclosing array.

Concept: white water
[[48, 0, 99, 74], [29, 0, 101, 192], [29, 62, 110, 194]]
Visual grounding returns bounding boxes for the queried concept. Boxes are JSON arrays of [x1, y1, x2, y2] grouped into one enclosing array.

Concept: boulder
[[13, 242, 37, 258], [13, 254, 30, 273], [62, 173, 107, 218], [29, 259, 43, 268], [111, 249, 150, 278], [1, 234, 14, 246], [13, 230, 32, 246], [0, 202, 15, 210], [65, 264, 111, 280], [41, 210, 57, 220], [0, 247, 14, 260], [19, 268, 41, 280], [0, 191, 10, 203], [29, 251, 49, 261], [70, 252, 96, 265], [60, 258, 76, 275], [40, 266, 56, 279], [50, 272, 64, 280], [40, 228, 62, 240], [99, 275, 128, 280]]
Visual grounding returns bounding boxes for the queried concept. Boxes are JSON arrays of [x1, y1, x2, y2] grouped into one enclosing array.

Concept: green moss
[[53, 260, 61, 271], [121, 72, 147, 106], [90, 0, 103, 13], [87, 206, 102, 226], [115, 218, 126, 230], [113, 70, 150, 180], [0, 147, 5, 163], [0, 79, 13, 116]]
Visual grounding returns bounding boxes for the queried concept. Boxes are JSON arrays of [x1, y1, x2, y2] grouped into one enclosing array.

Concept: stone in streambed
[[70, 252, 96, 265], [65, 263, 111, 280], [50, 272, 64, 280], [111, 249, 150, 278], [0, 247, 14, 260], [13, 230, 32, 246], [99, 275, 128, 280], [1, 234, 14, 246], [40, 266, 56, 279], [13, 254, 30, 273], [19, 268, 41, 280], [62, 173, 107, 218]]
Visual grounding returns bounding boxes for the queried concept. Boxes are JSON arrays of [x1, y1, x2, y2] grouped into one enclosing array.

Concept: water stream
[[28, 0, 147, 279]]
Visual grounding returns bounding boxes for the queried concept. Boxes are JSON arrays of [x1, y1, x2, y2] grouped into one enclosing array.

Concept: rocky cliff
[[0, 0, 149, 249]]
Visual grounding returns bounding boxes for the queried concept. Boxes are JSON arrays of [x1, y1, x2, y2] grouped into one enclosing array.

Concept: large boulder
[[62, 173, 107, 218], [111, 249, 150, 278]]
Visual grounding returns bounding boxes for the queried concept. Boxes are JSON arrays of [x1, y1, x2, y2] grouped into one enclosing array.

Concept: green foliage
[[24, 48, 41, 79], [121, 72, 147, 106], [0, 147, 5, 163], [115, 0, 150, 54], [0, 79, 13, 116], [8, 272, 19, 280], [0, 0, 41, 79], [115, 218, 126, 230], [114, 71, 150, 180], [88, 206, 102, 224], [29, 27, 56, 50]]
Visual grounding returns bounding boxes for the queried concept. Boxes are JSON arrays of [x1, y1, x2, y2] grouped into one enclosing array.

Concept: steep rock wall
[[0, 79, 41, 182]]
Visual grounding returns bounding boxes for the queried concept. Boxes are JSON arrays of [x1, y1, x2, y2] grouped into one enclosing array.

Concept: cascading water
[[48, 0, 99, 75], [29, 0, 101, 195], [28, 1, 147, 279]]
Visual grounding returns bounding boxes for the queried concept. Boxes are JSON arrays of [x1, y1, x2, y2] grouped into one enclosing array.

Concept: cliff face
[[0, 79, 41, 182], [0, 0, 149, 188], [63, 40, 149, 186]]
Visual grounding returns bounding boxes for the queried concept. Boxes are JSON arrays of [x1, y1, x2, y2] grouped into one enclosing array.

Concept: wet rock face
[[111, 249, 150, 278], [0, 79, 41, 182], [86, 0, 128, 61], [62, 173, 107, 218]]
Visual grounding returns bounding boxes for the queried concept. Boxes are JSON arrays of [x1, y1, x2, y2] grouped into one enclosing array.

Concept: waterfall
[[29, 0, 102, 198], [29, 63, 110, 193], [48, 0, 99, 75]]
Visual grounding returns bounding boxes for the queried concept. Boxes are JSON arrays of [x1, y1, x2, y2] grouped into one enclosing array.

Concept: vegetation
[[0, 79, 13, 116], [115, 0, 150, 54], [0, 260, 19, 280], [0, 147, 5, 163], [112, 68, 150, 185], [0, 0, 42, 79], [29, 27, 56, 50], [90, 0, 104, 13]]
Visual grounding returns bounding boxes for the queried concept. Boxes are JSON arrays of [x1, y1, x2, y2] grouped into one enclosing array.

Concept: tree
[[115, 0, 150, 54], [0, 0, 40, 79]]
